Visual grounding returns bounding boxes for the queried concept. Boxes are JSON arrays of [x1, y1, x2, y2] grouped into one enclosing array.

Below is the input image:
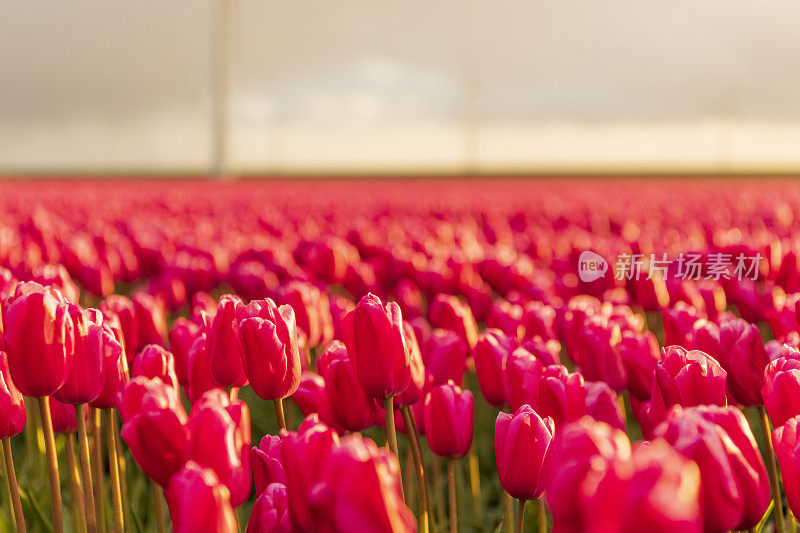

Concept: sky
[[2, 0, 800, 173]]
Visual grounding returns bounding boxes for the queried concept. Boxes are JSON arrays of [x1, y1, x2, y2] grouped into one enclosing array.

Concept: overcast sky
[[2, 0, 800, 172]]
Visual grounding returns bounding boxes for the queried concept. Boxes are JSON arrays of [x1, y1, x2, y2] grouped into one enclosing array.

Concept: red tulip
[[585, 380, 625, 430], [169, 317, 200, 388], [246, 482, 291, 533], [486, 299, 523, 338], [4, 282, 73, 397], [654, 405, 770, 532], [281, 414, 340, 532], [535, 364, 587, 426], [393, 321, 426, 408], [574, 316, 627, 391], [166, 461, 237, 533], [662, 302, 702, 347], [237, 298, 301, 401], [473, 329, 514, 407], [131, 344, 179, 391], [693, 317, 769, 406], [277, 281, 334, 348], [0, 351, 26, 438], [186, 333, 223, 403], [89, 317, 129, 410], [187, 390, 252, 507], [429, 294, 478, 349], [54, 306, 106, 404], [544, 416, 632, 533], [342, 293, 411, 399], [317, 341, 379, 432], [251, 434, 285, 495], [520, 336, 561, 367], [424, 381, 473, 458], [49, 396, 79, 434], [618, 330, 660, 400], [647, 346, 727, 427], [311, 434, 416, 533], [505, 347, 543, 412], [762, 354, 800, 427], [206, 295, 248, 388], [495, 404, 554, 500], [772, 416, 800, 521], [422, 329, 467, 387], [117, 377, 189, 486], [132, 292, 167, 349], [291, 372, 346, 434], [99, 294, 138, 358], [521, 301, 557, 341]]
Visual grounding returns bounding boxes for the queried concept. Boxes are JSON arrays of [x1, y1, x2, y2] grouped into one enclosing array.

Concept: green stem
[[538, 497, 547, 533], [38, 397, 64, 533], [383, 396, 403, 503], [516, 499, 527, 533], [3, 437, 26, 533], [76, 405, 97, 533], [65, 434, 87, 533], [447, 459, 457, 533], [400, 406, 429, 533], [759, 405, 785, 533], [105, 410, 124, 533], [275, 398, 286, 431], [89, 408, 106, 533]]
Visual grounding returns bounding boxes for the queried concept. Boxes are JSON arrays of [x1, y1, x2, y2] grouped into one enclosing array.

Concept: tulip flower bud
[[486, 299, 523, 339], [169, 317, 201, 388], [694, 317, 769, 406], [246, 482, 291, 533], [618, 330, 660, 400], [282, 414, 340, 531], [49, 396, 79, 434], [99, 294, 138, 358], [520, 336, 561, 367], [186, 333, 223, 403], [90, 319, 129, 410], [654, 405, 770, 532], [394, 279, 425, 320], [342, 293, 411, 399], [585, 380, 625, 430], [521, 301, 557, 341], [647, 346, 727, 427], [536, 364, 587, 426], [505, 347, 544, 411], [574, 316, 626, 391], [429, 294, 478, 348], [393, 322, 426, 408], [251, 435, 285, 495], [308, 434, 417, 533], [237, 298, 301, 401], [773, 416, 800, 521], [317, 341, 379, 432], [206, 295, 248, 388], [424, 381, 473, 458], [291, 372, 346, 434], [187, 390, 252, 506], [544, 416, 632, 532], [118, 377, 189, 486], [54, 306, 107, 404], [166, 461, 238, 533], [762, 354, 800, 427], [662, 302, 702, 348], [4, 282, 73, 397], [328, 294, 353, 342], [495, 404, 554, 500], [0, 351, 26, 438], [277, 282, 334, 348], [132, 344, 180, 391], [473, 329, 514, 407], [132, 292, 167, 349], [422, 329, 468, 387]]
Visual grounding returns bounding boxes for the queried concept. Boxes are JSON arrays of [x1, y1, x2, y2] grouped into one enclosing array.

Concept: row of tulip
[[2, 179, 800, 532]]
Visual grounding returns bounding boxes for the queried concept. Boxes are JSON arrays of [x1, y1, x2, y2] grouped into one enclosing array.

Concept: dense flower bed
[[1, 177, 800, 532]]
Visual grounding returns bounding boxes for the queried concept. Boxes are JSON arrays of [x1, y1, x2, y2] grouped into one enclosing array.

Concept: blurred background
[[2, 0, 800, 176]]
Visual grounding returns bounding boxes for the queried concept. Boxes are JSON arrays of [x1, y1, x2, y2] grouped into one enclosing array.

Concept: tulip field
[[5, 176, 800, 533]]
